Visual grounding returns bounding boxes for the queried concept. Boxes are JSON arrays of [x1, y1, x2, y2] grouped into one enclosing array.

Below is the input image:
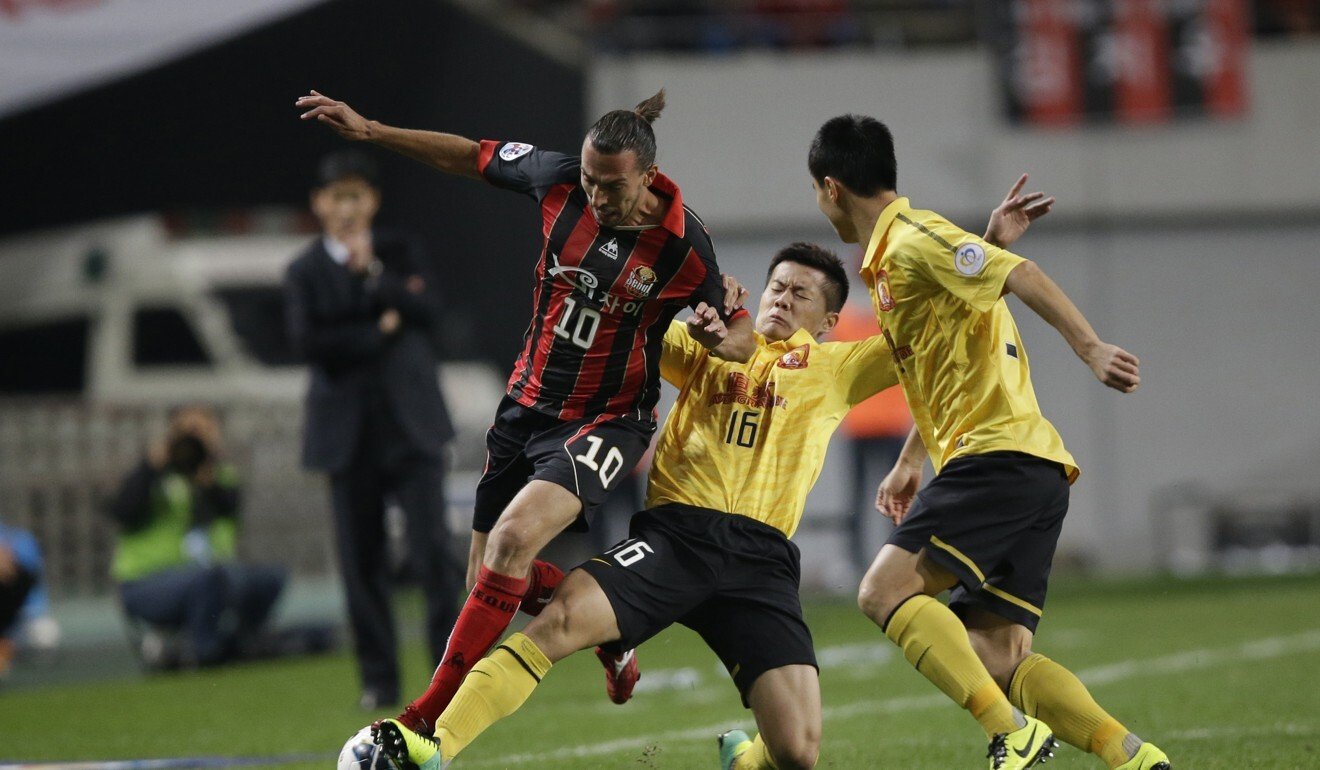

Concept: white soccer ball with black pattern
[[338, 726, 387, 770]]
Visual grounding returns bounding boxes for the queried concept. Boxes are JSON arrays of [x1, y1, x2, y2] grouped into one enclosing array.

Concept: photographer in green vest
[[107, 405, 286, 668]]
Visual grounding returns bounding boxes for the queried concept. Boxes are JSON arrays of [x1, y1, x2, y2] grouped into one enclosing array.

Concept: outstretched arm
[[296, 90, 481, 179], [984, 173, 1054, 249], [1003, 261, 1141, 393]]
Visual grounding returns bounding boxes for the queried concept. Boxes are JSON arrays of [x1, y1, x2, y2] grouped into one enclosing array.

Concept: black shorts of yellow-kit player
[[580, 504, 817, 706], [888, 451, 1069, 633]]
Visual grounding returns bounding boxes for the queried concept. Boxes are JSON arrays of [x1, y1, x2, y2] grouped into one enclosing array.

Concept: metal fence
[[0, 400, 332, 598]]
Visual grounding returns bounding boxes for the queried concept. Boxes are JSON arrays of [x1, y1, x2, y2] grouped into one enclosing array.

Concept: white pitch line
[[1166, 723, 1317, 742], [460, 629, 1320, 767]]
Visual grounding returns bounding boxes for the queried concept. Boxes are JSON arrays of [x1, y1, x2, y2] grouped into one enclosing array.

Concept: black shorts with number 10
[[471, 396, 653, 534]]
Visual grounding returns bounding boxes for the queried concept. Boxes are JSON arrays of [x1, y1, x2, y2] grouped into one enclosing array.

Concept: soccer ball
[[338, 726, 387, 770]]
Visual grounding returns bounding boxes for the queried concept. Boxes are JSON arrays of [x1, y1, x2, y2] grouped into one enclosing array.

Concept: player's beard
[[597, 195, 638, 228]]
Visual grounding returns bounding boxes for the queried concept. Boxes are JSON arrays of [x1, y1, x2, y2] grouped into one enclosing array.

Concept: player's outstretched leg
[[526, 539, 641, 705], [392, 569, 622, 765], [395, 540, 528, 735], [401, 482, 581, 727], [401, 564, 529, 726], [1008, 653, 1169, 769], [380, 632, 554, 767]]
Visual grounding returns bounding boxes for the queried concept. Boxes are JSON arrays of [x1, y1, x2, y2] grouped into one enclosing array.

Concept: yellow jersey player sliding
[[371, 178, 1049, 770]]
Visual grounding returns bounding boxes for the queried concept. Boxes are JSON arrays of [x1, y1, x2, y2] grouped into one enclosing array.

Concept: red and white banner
[[991, 0, 1250, 127], [0, 0, 326, 118]]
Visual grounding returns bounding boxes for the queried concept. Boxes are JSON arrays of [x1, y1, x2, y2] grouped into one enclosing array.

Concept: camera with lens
[[166, 433, 211, 477]]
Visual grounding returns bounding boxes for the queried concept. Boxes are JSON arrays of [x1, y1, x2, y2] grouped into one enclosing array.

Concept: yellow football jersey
[[859, 197, 1078, 481], [646, 321, 898, 538]]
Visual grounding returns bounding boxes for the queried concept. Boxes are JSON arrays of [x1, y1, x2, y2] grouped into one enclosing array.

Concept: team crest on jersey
[[776, 344, 810, 370], [599, 237, 620, 260], [499, 142, 534, 161], [876, 269, 896, 312], [624, 266, 658, 298], [955, 242, 986, 276]]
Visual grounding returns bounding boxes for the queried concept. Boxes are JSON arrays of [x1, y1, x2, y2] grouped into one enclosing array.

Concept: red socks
[[405, 565, 528, 725], [521, 560, 564, 617], [400, 560, 563, 727]]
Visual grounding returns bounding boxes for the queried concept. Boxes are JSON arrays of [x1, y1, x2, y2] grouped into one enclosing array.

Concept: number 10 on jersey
[[553, 296, 601, 349]]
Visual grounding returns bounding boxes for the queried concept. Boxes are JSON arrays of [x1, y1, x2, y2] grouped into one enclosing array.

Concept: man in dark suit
[[284, 151, 460, 710]]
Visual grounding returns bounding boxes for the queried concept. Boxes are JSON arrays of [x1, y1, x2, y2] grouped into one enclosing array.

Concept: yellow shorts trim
[[928, 536, 986, 583], [982, 584, 1043, 617], [589, 558, 612, 567]]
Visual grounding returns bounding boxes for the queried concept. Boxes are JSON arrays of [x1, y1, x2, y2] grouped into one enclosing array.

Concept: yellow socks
[[434, 632, 553, 761], [1009, 653, 1136, 769], [884, 595, 1021, 737], [734, 733, 777, 769]]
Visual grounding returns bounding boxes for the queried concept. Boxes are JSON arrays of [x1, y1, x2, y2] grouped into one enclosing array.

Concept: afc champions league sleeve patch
[[499, 142, 534, 161], [954, 242, 987, 276]]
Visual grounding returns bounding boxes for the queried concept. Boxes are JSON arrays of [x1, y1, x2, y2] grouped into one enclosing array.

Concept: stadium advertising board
[[989, 0, 1249, 126]]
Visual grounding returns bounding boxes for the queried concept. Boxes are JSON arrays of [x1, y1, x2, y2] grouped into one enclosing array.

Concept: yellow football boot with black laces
[[373, 718, 449, 770], [987, 715, 1057, 769]]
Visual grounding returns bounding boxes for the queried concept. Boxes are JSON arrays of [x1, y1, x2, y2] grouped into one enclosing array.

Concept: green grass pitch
[[2, 574, 1318, 768]]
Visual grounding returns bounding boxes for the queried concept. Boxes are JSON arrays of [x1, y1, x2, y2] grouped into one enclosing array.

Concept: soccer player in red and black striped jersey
[[297, 88, 754, 729]]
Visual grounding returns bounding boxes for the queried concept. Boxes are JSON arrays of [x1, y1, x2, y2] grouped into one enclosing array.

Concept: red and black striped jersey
[[477, 139, 745, 423]]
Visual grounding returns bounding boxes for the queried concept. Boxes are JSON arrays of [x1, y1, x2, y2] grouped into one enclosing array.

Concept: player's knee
[[772, 736, 819, 770], [523, 596, 590, 660], [484, 521, 540, 573], [856, 581, 884, 624], [525, 600, 571, 646], [857, 578, 898, 625], [857, 548, 928, 625]]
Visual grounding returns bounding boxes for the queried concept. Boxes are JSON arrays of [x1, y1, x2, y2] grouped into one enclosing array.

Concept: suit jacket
[[284, 228, 454, 473]]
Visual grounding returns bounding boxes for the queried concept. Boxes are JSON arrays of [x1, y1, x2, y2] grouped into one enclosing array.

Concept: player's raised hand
[[875, 462, 922, 525], [985, 173, 1055, 248], [720, 273, 749, 316], [1086, 342, 1141, 393], [296, 90, 372, 141], [686, 302, 728, 350]]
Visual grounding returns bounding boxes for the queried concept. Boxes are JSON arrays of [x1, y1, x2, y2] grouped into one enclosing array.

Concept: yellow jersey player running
[[371, 182, 1048, 770], [808, 115, 1170, 770]]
